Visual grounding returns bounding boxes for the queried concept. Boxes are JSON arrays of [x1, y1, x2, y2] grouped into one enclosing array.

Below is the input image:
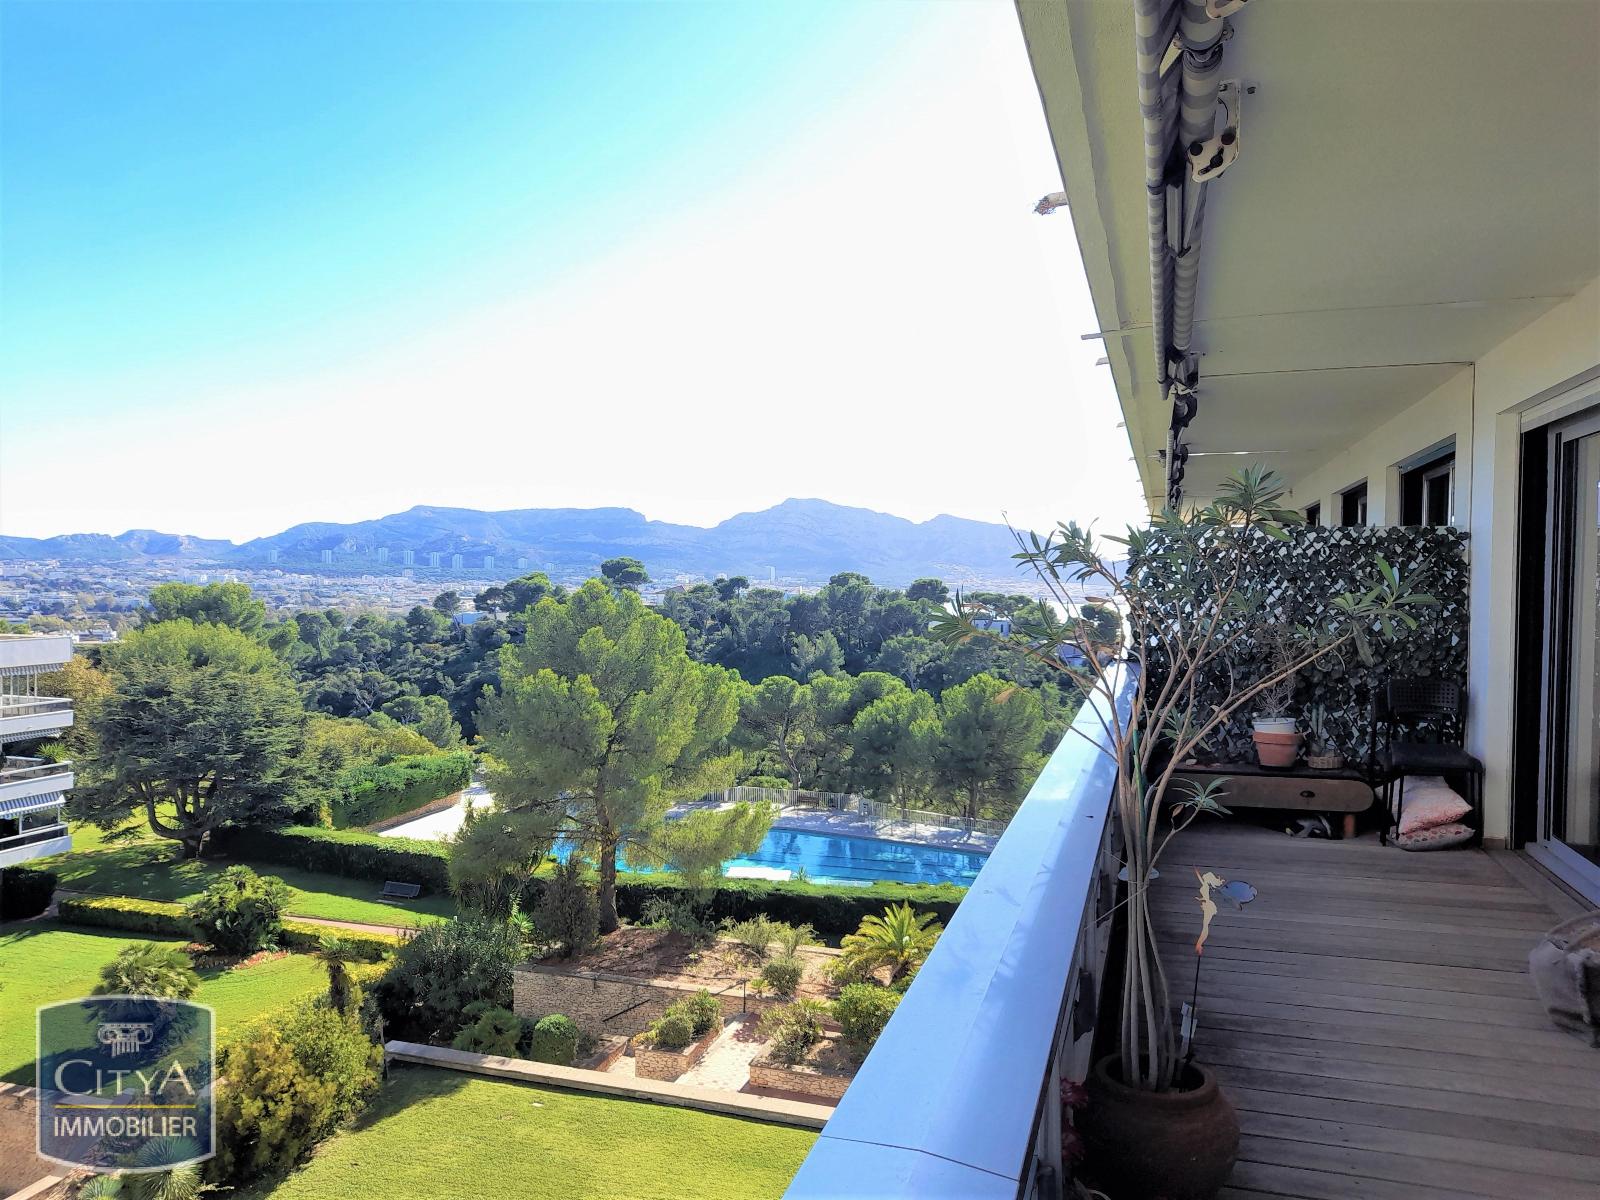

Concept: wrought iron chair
[[1374, 678, 1484, 846]]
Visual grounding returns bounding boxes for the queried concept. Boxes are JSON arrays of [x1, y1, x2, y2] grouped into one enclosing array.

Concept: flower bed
[[633, 1026, 720, 1081], [748, 1038, 855, 1103]]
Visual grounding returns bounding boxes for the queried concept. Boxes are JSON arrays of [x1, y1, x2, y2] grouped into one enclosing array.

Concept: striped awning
[[0, 790, 65, 819]]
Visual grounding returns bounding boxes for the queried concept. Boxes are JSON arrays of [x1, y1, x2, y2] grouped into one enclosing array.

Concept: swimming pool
[[555, 826, 989, 887]]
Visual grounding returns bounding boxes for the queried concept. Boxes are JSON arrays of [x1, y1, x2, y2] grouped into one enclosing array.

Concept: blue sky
[[0, 1, 1142, 542]]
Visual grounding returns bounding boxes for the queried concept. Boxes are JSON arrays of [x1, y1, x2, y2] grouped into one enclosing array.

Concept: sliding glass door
[[1538, 410, 1600, 890]]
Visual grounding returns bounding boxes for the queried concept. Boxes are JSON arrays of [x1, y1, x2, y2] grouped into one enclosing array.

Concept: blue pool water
[[559, 827, 990, 888], [723, 827, 989, 887]]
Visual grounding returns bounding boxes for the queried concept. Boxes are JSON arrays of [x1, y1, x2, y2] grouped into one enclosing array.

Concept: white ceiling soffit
[[1017, 0, 1600, 508]]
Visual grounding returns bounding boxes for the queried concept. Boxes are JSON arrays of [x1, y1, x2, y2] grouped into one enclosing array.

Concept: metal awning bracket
[[1188, 79, 1249, 184]]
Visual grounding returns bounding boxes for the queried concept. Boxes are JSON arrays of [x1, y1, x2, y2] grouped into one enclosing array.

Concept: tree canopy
[[476, 581, 741, 930], [77, 619, 308, 856]]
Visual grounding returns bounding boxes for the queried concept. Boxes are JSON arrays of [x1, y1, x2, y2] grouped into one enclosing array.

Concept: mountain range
[[0, 499, 1034, 585]]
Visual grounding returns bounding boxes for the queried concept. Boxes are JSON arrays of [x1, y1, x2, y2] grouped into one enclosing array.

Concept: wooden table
[[1170, 761, 1375, 838]]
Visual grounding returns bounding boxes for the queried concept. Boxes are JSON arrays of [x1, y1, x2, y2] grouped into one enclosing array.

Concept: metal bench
[[380, 880, 422, 900]]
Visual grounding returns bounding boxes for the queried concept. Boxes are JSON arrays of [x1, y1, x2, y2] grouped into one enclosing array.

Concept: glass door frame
[[1530, 406, 1600, 902]]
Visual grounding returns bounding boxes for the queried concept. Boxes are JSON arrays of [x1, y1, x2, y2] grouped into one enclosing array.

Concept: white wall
[[1289, 370, 1474, 528], [1467, 278, 1600, 841], [1280, 280, 1600, 842]]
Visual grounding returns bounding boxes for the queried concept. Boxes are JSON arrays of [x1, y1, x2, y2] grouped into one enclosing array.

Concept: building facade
[[0, 634, 75, 867]]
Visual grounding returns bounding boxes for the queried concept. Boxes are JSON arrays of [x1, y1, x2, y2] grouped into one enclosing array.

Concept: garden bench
[[381, 880, 422, 900]]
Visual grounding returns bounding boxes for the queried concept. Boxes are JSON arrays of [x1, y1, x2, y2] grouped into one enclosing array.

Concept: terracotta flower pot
[[1078, 1055, 1240, 1200], [1252, 730, 1301, 768]]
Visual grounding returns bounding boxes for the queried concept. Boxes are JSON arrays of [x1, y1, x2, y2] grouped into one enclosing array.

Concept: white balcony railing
[[0, 632, 73, 672], [0, 755, 73, 784], [786, 667, 1134, 1200]]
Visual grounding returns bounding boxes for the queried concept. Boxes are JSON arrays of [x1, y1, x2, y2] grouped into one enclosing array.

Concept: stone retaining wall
[[749, 1054, 854, 1102], [513, 964, 774, 1037], [633, 1028, 717, 1081]]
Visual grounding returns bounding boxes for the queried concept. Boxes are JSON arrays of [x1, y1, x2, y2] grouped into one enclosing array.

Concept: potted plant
[[1248, 629, 1301, 767], [935, 466, 1433, 1200], [1304, 702, 1344, 770]]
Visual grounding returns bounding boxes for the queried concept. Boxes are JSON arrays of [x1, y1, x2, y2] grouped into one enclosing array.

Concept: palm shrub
[[934, 466, 1436, 1092], [93, 943, 200, 1000], [452, 1005, 523, 1056], [528, 1013, 580, 1064], [185, 865, 290, 955], [722, 914, 777, 959], [758, 998, 829, 1066], [315, 936, 361, 1016], [833, 983, 900, 1054], [839, 903, 942, 984], [771, 921, 816, 957]]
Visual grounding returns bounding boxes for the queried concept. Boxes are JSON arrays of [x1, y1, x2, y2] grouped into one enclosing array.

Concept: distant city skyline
[[0, 2, 1145, 543]]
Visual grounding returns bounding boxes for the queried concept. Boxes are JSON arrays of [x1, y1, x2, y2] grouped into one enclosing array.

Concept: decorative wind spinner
[[1182, 869, 1257, 1062]]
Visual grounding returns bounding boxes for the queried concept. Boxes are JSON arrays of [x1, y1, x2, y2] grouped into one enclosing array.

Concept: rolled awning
[[0, 790, 65, 819]]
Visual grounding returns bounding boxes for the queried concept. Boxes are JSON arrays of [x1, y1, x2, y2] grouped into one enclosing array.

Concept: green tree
[[599, 556, 649, 590], [78, 621, 308, 857], [36, 655, 113, 759], [734, 675, 812, 785], [934, 673, 1046, 822], [380, 694, 464, 749], [906, 578, 949, 604], [870, 635, 940, 689], [431, 591, 462, 616], [143, 582, 267, 635], [476, 581, 740, 931], [643, 801, 773, 902], [790, 631, 843, 678], [850, 688, 938, 806], [713, 575, 750, 602]]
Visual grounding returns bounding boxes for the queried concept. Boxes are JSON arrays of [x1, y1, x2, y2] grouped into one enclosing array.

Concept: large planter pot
[[1251, 716, 1297, 735], [1078, 1056, 1239, 1200], [1251, 730, 1302, 768]]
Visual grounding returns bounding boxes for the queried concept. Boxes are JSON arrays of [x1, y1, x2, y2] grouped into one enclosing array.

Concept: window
[[1340, 483, 1368, 527], [1304, 502, 1321, 528], [1401, 450, 1456, 526]]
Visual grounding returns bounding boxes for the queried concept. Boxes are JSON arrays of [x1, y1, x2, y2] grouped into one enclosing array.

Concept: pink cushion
[[1395, 775, 1471, 836], [1396, 821, 1474, 852]]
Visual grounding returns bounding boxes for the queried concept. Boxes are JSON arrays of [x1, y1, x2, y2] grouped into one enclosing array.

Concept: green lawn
[[246, 1067, 814, 1200], [0, 921, 332, 1084], [38, 819, 454, 929]]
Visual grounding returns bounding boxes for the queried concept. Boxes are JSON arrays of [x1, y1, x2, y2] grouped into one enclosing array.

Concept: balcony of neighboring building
[[0, 759, 72, 867], [0, 694, 74, 743], [0, 632, 74, 674]]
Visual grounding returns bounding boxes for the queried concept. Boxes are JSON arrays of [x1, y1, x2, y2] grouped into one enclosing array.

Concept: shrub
[[531, 857, 598, 958], [58, 895, 191, 937], [823, 954, 873, 988], [0, 865, 57, 922], [758, 999, 828, 1066], [210, 824, 451, 894], [451, 1005, 523, 1056], [683, 990, 722, 1039], [185, 866, 291, 954], [771, 921, 815, 957], [55, 895, 397, 962], [374, 915, 520, 1044], [326, 751, 472, 828], [833, 983, 900, 1052], [640, 894, 715, 941], [606, 872, 964, 938], [94, 943, 201, 1000], [760, 954, 804, 998], [722, 914, 777, 960], [211, 998, 380, 1184], [528, 1013, 579, 1065], [645, 1009, 696, 1051]]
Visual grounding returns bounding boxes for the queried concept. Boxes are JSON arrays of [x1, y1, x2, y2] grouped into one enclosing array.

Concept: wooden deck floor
[[1150, 823, 1600, 1200]]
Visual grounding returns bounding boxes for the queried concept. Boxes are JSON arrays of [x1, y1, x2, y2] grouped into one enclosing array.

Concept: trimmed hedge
[[213, 825, 967, 936], [328, 751, 472, 829], [56, 894, 399, 961], [528, 1014, 578, 1065], [0, 865, 58, 922], [212, 825, 451, 894], [565, 870, 963, 939]]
